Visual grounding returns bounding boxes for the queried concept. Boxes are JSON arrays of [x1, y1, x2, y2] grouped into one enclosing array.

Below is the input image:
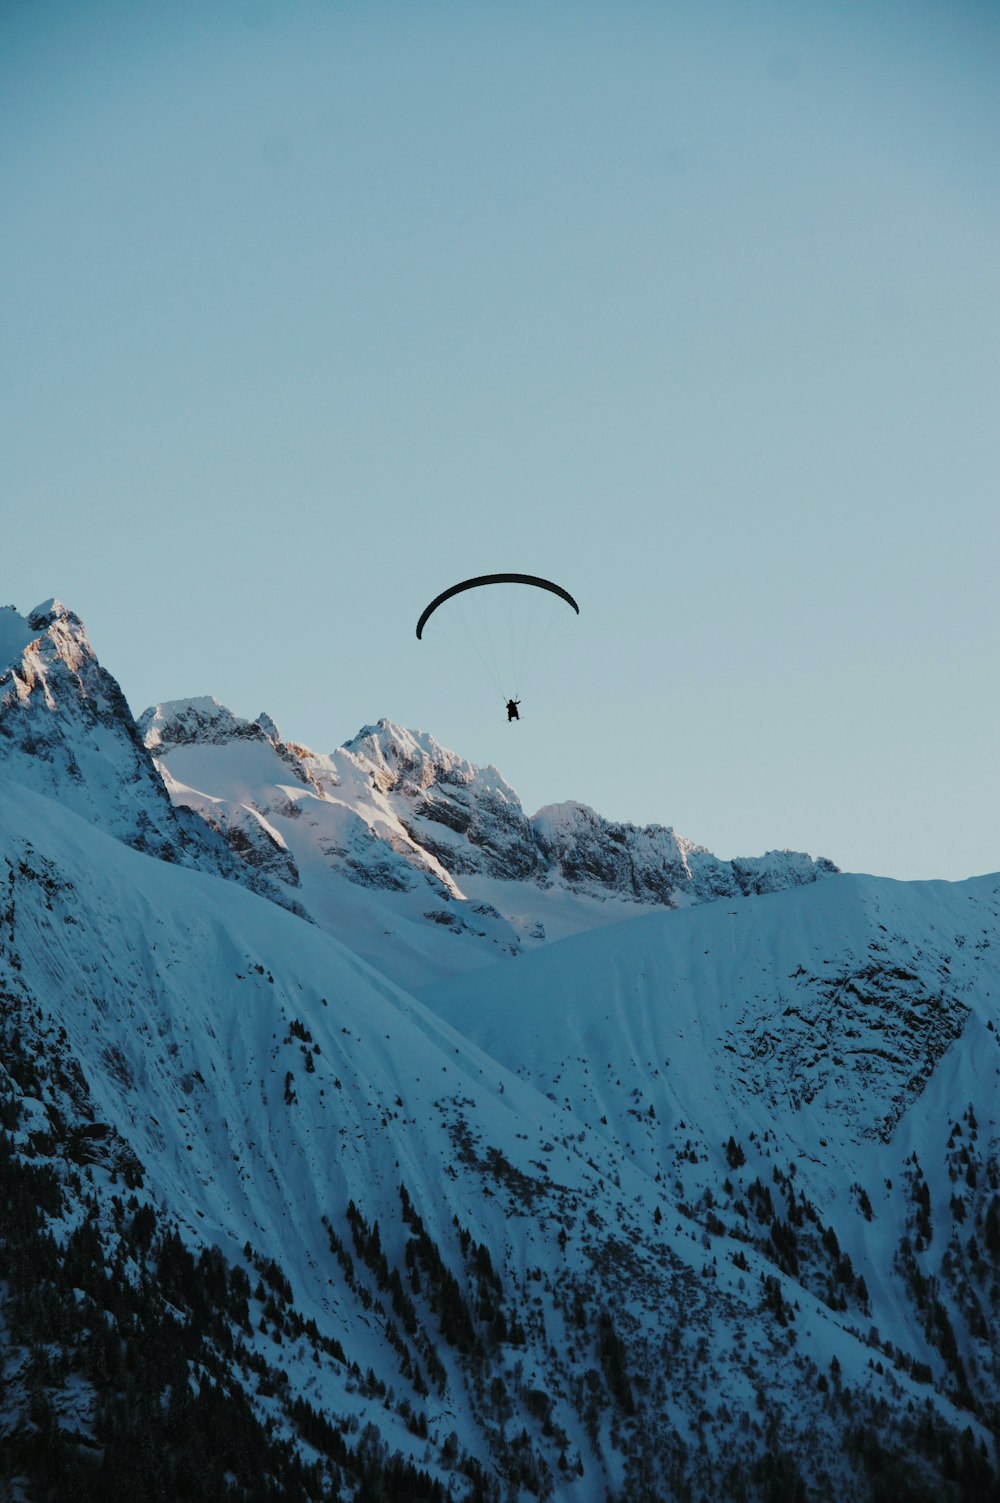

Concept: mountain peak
[[0, 599, 87, 673], [4, 598, 836, 985], [0, 598, 193, 855], [138, 696, 276, 753], [533, 797, 687, 846], [532, 796, 836, 906], [27, 597, 76, 630], [344, 717, 516, 799]]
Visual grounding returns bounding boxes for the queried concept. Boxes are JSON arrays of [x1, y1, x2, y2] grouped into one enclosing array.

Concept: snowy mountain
[[1, 599, 997, 1503], [138, 698, 837, 988], [0, 600, 183, 854], [0, 602, 304, 915]]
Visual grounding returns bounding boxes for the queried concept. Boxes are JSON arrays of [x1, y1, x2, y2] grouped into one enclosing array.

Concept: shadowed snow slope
[[418, 872, 999, 1151], [417, 872, 1000, 1447]]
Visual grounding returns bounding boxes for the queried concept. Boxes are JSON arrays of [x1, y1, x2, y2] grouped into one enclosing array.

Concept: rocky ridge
[[142, 704, 839, 982]]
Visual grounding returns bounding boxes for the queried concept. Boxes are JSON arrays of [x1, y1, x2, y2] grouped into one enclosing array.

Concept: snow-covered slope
[[1, 597, 997, 1501], [418, 874, 1000, 1442], [3, 775, 995, 1500], [419, 872, 997, 1152], [141, 701, 837, 987]]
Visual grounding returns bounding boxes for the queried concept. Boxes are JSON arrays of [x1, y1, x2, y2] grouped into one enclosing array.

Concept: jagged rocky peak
[[27, 597, 77, 630], [532, 797, 838, 904], [255, 710, 282, 743], [0, 598, 97, 687], [1, 598, 92, 682], [139, 696, 278, 752], [0, 598, 197, 858], [533, 798, 698, 859], [532, 799, 703, 902], [344, 720, 540, 881], [346, 718, 517, 798], [0, 597, 138, 753]]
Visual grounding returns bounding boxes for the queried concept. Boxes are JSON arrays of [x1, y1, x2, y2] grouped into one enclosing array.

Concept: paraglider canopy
[[416, 573, 579, 640]]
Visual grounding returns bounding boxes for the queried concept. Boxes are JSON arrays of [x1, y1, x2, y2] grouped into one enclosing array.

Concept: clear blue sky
[[3, 0, 998, 879]]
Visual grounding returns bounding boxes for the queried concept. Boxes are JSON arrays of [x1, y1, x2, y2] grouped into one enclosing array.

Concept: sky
[[2, 0, 998, 881]]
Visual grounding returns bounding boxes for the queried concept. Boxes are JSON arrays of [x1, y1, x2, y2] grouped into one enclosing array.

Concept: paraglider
[[415, 573, 580, 640], [416, 573, 579, 719]]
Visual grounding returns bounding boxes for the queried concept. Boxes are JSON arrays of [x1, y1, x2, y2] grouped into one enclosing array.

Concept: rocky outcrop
[[139, 698, 317, 789], [533, 799, 839, 906], [350, 720, 838, 906]]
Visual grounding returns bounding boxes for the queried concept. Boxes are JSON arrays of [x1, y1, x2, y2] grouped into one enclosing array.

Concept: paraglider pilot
[[506, 698, 520, 722]]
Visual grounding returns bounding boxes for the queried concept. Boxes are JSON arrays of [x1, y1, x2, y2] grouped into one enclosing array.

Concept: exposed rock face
[[0, 600, 200, 860], [139, 708, 838, 981], [0, 599, 837, 980], [533, 798, 839, 906], [139, 698, 317, 790], [349, 720, 838, 906], [140, 696, 275, 751], [346, 722, 544, 883]]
